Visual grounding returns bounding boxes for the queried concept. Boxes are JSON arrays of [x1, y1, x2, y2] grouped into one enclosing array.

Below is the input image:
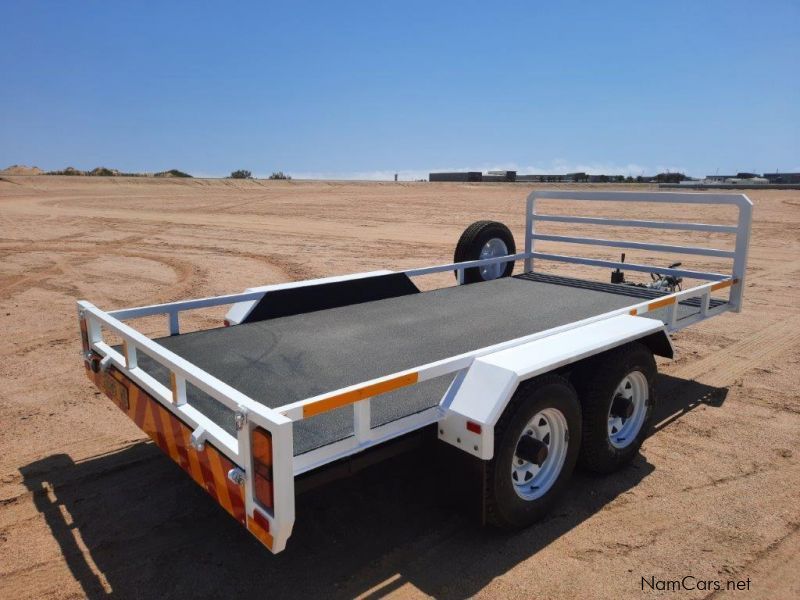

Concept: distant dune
[[1, 165, 192, 178], [0, 164, 43, 175]]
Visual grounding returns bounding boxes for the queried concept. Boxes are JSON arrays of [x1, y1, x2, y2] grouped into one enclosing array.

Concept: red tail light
[[251, 427, 274, 511], [466, 420, 482, 434]]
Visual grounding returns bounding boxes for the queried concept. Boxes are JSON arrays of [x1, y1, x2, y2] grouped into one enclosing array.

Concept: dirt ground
[[0, 176, 798, 599]]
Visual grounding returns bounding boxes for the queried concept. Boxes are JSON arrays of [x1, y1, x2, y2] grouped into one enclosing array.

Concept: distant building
[[429, 171, 482, 182], [727, 176, 769, 185], [588, 174, 625, 183], [517, 174, 556, 182], [486, 170, 517, 182], [565, 172, 588, 182], [763, 172, 800, 184]]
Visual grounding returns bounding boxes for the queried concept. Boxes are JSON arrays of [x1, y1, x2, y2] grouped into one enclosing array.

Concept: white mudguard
[[438, 314, 672, 459]]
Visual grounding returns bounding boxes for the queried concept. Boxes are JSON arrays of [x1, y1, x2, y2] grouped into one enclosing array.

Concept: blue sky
[[1, 1, 798, 179]]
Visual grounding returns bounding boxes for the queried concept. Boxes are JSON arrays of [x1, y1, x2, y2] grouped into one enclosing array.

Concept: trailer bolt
[[234, 411, 247, 431], [456, 437, 461, 444], [227, 467, 246, 486], [474, 445, 479, 451], [193, 440, 205, 452]]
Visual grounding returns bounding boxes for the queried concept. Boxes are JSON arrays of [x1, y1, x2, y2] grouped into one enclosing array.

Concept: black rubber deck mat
[[133, 273, 727, 455]]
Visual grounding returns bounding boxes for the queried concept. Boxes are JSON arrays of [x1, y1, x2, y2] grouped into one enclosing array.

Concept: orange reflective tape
[[169, 411, 191, 471], [132, 387, 147, 427], [302, 372, 419, 418], [140, 399, 160, 446], [247, 510, 274, 550], [90, 360, 253, 542], [156, 406, 182, 464], [149, 400, 173, 455], [711, 278, 737, 292], [221, 455, 247, 524], [629, 308, 638, 316], [196, 443, 220, 503], [647, 297, 676, 312], [207, 450, 235, 517]]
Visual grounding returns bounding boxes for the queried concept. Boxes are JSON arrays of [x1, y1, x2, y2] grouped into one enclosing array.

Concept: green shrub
[[90, 167, 116, 176], [230, 170, 252, 179], [154, 169, 192, 178], [268, 171, 291, 180]]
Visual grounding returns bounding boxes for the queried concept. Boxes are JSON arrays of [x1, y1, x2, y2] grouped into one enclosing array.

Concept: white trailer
[[76, 191, 752, 553]]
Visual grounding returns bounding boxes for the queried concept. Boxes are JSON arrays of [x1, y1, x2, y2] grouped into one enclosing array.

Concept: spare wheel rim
[[479, 237, 509, 280]]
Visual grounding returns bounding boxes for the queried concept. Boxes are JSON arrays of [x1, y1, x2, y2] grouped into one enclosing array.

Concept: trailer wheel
[[574, 342, 656, 474], [453, 220, 516, 283], [485, 374, 581, 529]]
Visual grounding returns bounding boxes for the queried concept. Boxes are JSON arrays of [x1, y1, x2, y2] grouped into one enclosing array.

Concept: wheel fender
[[438, 315, 670, 460]]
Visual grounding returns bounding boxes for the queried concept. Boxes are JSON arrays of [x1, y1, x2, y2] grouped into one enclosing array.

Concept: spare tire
[[453, 220, 516, 283]]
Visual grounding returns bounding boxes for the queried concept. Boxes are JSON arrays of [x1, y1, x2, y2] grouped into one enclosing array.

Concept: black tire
[[453, 220, 516, 283], [485, 374, 581, 529], [573, 342, 657, 474]]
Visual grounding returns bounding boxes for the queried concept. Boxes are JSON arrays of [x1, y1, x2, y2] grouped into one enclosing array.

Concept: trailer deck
[[133, 272, 726, 455]]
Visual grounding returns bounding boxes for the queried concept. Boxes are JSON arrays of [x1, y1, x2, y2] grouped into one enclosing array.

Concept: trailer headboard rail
[[523, 190, 753, 312]]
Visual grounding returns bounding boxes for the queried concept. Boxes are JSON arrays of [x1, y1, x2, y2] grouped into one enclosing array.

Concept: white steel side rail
[[523, 190, 753, 311], [89, 270, 736, 461], [106, 256, 529, 329], [88, 276, 735, 479], [275, 276, 736, 472]]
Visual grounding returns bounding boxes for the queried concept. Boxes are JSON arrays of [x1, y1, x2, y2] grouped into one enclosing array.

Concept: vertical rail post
[[701, 289, 711, 317], [353, 399, 371, 443], [524, 192, 535, 273], [168, 311, 180, 336], [122, 338, 138, 369], [669, 300, 679, 330], [170, 372, 187, 405], [730, 196, 753, 312], [85, 313, 102, 347]]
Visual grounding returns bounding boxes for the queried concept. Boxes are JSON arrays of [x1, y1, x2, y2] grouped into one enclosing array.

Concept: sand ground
[[0, 176, 798, 599]]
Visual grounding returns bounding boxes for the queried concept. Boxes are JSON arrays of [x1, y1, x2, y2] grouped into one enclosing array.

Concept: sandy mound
[[89, 167, 121, 176], [0, 164, 43, 175]]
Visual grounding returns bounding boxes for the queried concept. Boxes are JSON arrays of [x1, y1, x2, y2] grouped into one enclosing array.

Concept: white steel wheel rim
[[479, 238, 509, 280], [511, 408, 569, 501], [607, 370, 648, 449]]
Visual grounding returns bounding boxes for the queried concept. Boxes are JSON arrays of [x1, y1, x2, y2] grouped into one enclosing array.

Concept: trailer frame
[[77, 190, 752, 553]]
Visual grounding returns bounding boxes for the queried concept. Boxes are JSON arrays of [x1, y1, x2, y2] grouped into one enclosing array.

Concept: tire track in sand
[[671, 318, 800, 388]]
